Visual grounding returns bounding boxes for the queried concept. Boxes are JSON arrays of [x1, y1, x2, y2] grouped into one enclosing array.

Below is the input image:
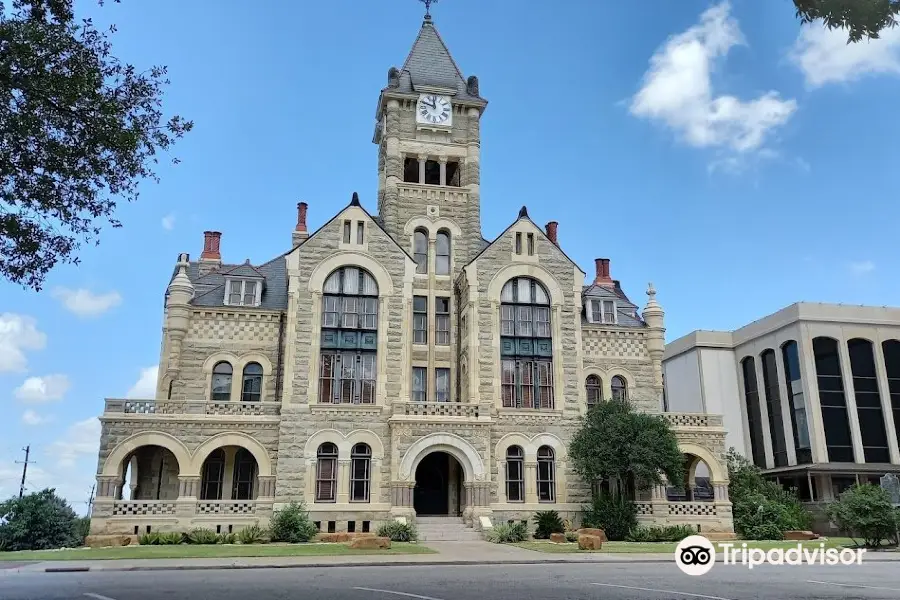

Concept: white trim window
[[587, 299, 617, 324], [224, 278, 262, 307]]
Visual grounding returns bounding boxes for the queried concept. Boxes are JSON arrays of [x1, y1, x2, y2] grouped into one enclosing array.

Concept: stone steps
[[416, 516, 483, 541]]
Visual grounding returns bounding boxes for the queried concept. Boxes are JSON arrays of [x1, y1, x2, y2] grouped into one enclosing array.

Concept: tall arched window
[[782, 341, 811, 463], [848, 338, 889, 463], [586, 375, 602, 408], [500, 277, 553, 409], [211, 362, 233, 402], [537, 446, 556, 503], [232, 448, 257, 500], [813, 337, 854, 462], [414, 229, 428, 274], [760, 350, 787, 467], [200, 448, 225, 500], [316, 442, 338, 502], [350, 443, 371, 503], [436, 230, 450, 275], [320, 267, 378, 404], [611, 375, 627, 402], [506, 446, 524, 502], [882, 340, 900, 452], [741, 356, 766, 468], [241, 362, 263, 402]]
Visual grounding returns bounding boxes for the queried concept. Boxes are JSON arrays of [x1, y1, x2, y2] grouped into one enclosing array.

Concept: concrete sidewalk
[[2, 542, 898, 575]]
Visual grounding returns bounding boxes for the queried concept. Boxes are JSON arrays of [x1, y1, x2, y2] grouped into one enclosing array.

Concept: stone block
[[549, 532, 566, 543], [577, 528, 607, 542], [783, 530, 818, 541], [349, 536, 391, 549], [84, 535, 137, 548], [577, 534, 602, 550], [317, 532, 351, 543]]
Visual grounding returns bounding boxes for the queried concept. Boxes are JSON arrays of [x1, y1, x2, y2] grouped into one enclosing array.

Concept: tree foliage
[[0, 488, 81, 551], [568, 399, 684, 497], [795, 0, 900, 42], [726, 449, 812, 540], [0, 0, 191, 290], [826, 483, 899, 548]]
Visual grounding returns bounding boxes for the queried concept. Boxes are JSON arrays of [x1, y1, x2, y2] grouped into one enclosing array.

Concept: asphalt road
[[2, 562, 900, 600]]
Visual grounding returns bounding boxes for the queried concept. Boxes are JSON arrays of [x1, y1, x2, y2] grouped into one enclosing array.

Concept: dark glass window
[[350, 443, 371, 503], [413, 296, 427, 344], [211, 362, 233, 402], [435, 368, 450, 402], [241, 362, 263, 402], [883, 340, 900, 453], [412, 367, 427, 402], [435, 297, 450, 345], [232, 448, 257, 500], [436, 231, 450, 275], [537, 446, 556, 502], [500, 278, 553, 409], [814, 337, 854, 463], [414, 230, 428, 274], [848, 338, 889, 463], [760, 350, 788, 467], [506, 446, 524, 502], [200, 448, 225, 500], [782, 341, 811, 464], [611, 375, 627, 402], [586, 375, 602, 408], [742, 357, 766, 467], [316, 443, 338, 502]]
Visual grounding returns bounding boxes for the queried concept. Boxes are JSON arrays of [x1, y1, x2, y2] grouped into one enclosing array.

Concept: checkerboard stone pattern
[[112, 502, 177, 516], [582, 329, 648, 358], [188, 312, 280, 343]]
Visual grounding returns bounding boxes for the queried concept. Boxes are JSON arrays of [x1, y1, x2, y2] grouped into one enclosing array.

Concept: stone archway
[[413, 451, 464, 516], [399, 433, 484, 482]]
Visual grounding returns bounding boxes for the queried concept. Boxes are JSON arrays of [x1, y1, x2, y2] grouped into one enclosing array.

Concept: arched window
[[241, 362, 263, 402], [316, 442, 338, 502], [320, 267, 378, 405], [760, 350, 787, 467], [200, 448, 225, 500], [586, 375, 602, 408], [537, 446, 556, 503], [611, 376, 627, 402], [211, 362, 233, 402], [436, 231, 450, 275], [813, 337, 853, 463], [414, 229, 428, 274], [499, 277, 553, 409], [741, 357, 766, 468], [232, 448, 258, 500], [506, 445, 524, 502], [782, 340, 811, 463], [848, 338, 889, 463], [350, 443, 371, 503], [883, 340, 900, 453]]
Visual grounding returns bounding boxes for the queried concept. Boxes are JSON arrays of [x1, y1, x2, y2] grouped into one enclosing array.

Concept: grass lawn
[[0, 542, 435, 562], [513, 538, 858, 554]]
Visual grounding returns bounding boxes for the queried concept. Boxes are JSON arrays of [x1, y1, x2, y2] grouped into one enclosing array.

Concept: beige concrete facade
[[90, 17, 732, 537]]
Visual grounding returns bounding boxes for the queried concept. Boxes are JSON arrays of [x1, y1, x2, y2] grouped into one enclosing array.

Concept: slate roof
[[184, 255, 289, 311], [582, 283, 646, 328], [386, 19, 485, 103]]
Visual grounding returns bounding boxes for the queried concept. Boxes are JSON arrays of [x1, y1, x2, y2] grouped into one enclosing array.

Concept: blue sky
[[1, 0, 899, 507]]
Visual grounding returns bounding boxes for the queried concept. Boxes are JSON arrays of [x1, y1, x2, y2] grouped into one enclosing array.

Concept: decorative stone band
[[196, 501, 257, 515], [637, 502, 719, 518], [394, 401, 480, 419], [112, 501, 177, 517], [663, 413, 724, 428], [178, 476, 201, 498], [464, 482, 491, 507], [104, 399, 281, 416], [257, 476, 276, 498]]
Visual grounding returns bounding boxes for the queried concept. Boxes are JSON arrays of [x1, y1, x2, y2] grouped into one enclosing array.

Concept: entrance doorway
[[413, 451, 463, 516]]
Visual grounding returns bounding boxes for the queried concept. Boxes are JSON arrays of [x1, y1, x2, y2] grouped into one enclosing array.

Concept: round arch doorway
[[413, 451, 464, 516]]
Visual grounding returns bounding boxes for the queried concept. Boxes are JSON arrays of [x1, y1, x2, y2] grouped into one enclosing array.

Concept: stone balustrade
[[104, 398, 281, 417], [111, 500, 177, 517], [396, 182, 470, 206], [196, 501, 257, 515], [393, 401, 481, 419], [663, 412, 724, 429]]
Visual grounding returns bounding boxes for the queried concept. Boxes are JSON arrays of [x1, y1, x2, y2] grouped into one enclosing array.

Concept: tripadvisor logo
[[675, 535, 866, 575]]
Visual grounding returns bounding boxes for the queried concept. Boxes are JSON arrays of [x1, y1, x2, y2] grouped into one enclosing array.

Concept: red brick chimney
[[200, 231, 221, 260], [594, 258, 613, 286], [293, 202, 309, 246], [545, 221, 558, 246]]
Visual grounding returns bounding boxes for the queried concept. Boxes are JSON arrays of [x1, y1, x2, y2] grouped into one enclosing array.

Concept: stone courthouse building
[[90, 12, 734, 538]]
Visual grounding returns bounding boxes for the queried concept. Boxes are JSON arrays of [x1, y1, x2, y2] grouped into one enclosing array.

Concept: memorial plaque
[[879, 473, 900, 505]]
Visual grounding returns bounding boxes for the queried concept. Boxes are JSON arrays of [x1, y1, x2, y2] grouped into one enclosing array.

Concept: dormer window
[[587, 299, 617, 324], [225, 278, 262, 307]]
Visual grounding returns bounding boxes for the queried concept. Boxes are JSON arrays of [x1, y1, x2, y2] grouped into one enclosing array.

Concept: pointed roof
[[386, 18, 485, 104]]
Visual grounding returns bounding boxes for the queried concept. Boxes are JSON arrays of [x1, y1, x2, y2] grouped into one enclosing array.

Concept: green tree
[[795, 0, 900, 42], [0, 488, 82, 551], [826, 483, 899, 548], [726, 449, 812, 540], [569, 399, 684, 499], [1, 0, 191, 290]]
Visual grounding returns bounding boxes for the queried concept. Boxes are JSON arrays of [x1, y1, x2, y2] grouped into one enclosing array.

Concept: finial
[[350, 192, 361, 207], [647, 282, 656, 299], [419, 0, 438, 20], [518, 205, 529, 218]]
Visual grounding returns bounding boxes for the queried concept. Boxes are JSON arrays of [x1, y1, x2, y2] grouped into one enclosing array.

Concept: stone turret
[[643, 282, 666, 409], [163, 253, 194, 397]]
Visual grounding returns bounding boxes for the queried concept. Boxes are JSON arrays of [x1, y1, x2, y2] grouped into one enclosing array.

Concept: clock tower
[[374, 13, 487, 270]]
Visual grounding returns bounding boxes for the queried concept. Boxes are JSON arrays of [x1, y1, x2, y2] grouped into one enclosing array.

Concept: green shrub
[[74, 516, 91, 545], [486, 521, 528, 543], [237, 524, 268, 544], [158, 532, 184, 545], [217, 532, 237, 544], [269, 502, 318, 543], [0, 489, 82, 551], [377, 521, 418, 542], [580, 493, 637, 541], [138, 532, 160, 545], [827, 484, 899, 548], [532, 510, 565, 540], [186, 528, 218, 545], [625, 524, 695, 542], [564, 531, 578, 543]]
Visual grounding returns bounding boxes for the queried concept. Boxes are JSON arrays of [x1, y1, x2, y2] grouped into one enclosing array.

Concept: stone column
[[176, 476, 200, 522], [337, 460, 351, 504], [837, 339, 865, 463], [257, 476, 276, 499], [96, 476, 120, 499], [650, 481, 669, 517], [223, 447, 236, 500], [390, 481, 415, 518], [873, 340, 900, 463], [439, 156, 448, 186], [418, 154, 427, 184], [524, 462, 538, 504]]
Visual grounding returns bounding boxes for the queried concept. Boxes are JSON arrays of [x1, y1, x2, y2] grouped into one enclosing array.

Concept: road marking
[[808, 580, 900, 593], [590, 583, 735, 600], [353, 587, 444, 600], [84, 594, 118, 600]]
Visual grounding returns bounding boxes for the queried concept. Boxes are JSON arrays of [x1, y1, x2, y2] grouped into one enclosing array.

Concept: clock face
[[417, 94, 452, 125]]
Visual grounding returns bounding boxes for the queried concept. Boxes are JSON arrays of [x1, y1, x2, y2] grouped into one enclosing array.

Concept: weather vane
[[419, 0, 438, 19]]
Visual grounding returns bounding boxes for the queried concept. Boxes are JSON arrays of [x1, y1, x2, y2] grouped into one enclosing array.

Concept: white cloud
[[52, 287, 122, 318], [14, 374, 71, 403], [792, 24, 900, 87], [0, 313, 46, 372], [49, 417, 102, 469], [126, 365, 159, 399], [630, 2, 796, 158], [849, 260, 876, 275], [22, 409, 49, 426], [161, 213, 176, 231]]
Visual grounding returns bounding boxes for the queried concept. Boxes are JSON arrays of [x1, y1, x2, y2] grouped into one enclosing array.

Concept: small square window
[[343, 221, 351, 244], [362, 520, 370, 533], [515, 232, 522, 254], [527, 233, 535, 256], [348, 521, 356, 533], [356, 222, 364, 244], [328, 521, 336, 533]]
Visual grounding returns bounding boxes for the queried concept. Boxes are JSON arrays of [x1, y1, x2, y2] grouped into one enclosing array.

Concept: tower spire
[[419, 0, 438, 20]]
